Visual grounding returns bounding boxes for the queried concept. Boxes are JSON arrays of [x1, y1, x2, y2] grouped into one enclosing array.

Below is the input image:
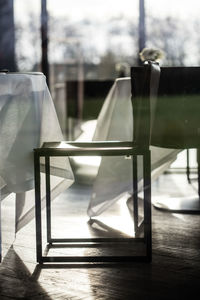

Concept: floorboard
[[0, 172, 200, 299]]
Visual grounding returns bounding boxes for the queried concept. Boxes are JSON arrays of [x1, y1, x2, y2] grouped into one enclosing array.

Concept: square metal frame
[[34, 142, 152, 263]]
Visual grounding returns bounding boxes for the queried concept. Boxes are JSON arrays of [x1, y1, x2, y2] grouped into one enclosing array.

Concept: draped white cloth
[[87, 77, 180, 217], [0, 73, 74, 233]]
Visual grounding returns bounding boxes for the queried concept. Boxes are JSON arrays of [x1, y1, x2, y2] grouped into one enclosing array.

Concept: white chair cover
[[87, 78, 180, 216]]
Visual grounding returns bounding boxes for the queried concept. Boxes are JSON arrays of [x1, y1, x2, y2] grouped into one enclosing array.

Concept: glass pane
[[146, 0, 200, 66], [48, 0, 139, 80], [14, 0, 41, 71]]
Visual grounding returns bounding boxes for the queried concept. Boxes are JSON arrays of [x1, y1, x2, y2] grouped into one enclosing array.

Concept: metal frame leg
[[143, 150, 152, 262], [45, 156, 51, 243], [34, 152, 42, 263], [133, 156, 139, 236]]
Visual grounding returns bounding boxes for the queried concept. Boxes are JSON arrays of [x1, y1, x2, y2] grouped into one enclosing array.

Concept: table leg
[[34, 152, 42, 263], [143, 150, 152, 262], [45, 156, 51, 243]]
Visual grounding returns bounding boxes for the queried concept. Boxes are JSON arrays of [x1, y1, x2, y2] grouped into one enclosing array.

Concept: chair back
[[131, 61, 160, 148]]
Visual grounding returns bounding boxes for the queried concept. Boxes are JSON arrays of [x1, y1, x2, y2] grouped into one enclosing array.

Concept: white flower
[[139, 48, 165, 62]]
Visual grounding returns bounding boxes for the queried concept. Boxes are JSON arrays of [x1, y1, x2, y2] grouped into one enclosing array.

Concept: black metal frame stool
[[34, 143, 151, 263]]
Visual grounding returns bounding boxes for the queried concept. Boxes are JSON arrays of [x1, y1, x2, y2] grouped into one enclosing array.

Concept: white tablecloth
[[87, 77, 180, 217], [0, 73, 74, 235]]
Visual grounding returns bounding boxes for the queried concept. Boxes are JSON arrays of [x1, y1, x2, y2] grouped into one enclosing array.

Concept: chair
[[34, 61, 160, 263], [148, 66, 200, 213]]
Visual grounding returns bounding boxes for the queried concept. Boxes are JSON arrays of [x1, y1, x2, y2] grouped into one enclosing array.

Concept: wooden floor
[[0, 171, 200, 299]]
